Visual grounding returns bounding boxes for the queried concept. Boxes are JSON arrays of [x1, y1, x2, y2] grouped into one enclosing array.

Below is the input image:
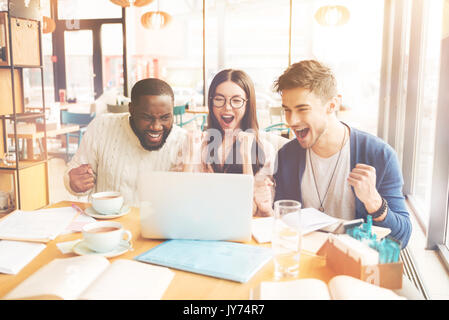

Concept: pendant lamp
[[110, 0, 154, 8], [141, 0, 171, 30], [42, 16, 56, 33], [315, 5, 350, 27]]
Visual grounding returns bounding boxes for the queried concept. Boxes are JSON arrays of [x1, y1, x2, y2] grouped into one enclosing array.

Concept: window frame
[[426, 33, 449, 253], [50, 0, 127, 100], [379, 0, 449, 268]]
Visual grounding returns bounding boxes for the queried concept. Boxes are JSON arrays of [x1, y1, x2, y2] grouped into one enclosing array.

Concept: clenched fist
[[69, 164, 95, 193], [237, 130, 256, 165], [347, 163, 383, 216]]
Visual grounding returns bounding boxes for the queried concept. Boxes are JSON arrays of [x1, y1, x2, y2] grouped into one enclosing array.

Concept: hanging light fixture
[[315, 5, 350, 27], [110, 0, 154, 8], [141, 0, 171, 30], [42, 16, 56, 34], [141, 11, 171, 29]]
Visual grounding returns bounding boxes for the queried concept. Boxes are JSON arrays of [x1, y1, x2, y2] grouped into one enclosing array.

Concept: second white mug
[[82, 221, 132, 253]]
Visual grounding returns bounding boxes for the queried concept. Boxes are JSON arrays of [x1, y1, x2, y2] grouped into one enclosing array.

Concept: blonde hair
[[274, 60, 337, 102]]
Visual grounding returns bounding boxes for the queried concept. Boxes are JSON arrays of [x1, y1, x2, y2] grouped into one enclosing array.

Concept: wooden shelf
[[0, 159, 47, 171], [0, 68, 23, 115], [0, 13, 41, 69], [0, 160, 49, 211], [0, 64, 43, 69], [0, 6, 48, 212], [0, 12, 10, 66], [1, 112, 45, 120]]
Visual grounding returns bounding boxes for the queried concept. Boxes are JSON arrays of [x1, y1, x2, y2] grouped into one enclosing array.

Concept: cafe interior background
[[0, 0, 448, 299]]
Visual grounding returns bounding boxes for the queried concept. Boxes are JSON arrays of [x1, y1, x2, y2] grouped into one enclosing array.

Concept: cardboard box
[[317, 235, 403, 290]]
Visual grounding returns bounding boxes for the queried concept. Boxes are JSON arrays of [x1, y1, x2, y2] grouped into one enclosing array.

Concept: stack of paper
[[0, 206, 79, 275], [0, 207, 78, 242], [0, 240, 46, 275]]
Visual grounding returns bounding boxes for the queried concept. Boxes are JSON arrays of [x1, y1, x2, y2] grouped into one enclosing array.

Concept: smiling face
[[212, 81, 247, 131], [129, 95, 174, 151], [281, 87, 334, 149]]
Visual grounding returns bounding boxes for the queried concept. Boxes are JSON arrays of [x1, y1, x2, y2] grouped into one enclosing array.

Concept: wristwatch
[[370, 197, 388, 219]]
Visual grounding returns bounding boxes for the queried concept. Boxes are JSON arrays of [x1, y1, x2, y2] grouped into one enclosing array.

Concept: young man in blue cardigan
[[273, 60, 411, 248]]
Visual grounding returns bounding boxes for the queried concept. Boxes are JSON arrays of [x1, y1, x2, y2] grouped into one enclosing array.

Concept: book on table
[[4, 256, 174, 300], [252, 275, 406, 300]]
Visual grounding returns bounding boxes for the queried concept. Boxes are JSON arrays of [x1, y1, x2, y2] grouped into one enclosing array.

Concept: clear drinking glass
[[272, 200, 302, 280]]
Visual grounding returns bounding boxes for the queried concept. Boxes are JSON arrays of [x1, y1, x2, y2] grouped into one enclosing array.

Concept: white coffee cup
[[82, 221, 132, 253], [91, 191, 124, 215]]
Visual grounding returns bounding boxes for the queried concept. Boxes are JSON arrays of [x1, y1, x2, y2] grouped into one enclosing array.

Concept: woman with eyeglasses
[[183, 69, 276, 217]]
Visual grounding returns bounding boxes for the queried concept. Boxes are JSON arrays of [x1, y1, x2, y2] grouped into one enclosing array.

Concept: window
[[411, 0, 444, 223], [444, 182, 449, 249], [121, 0, 386, 131], [126, 1, 204, 106], [101, 24, 124, 95], [206, 0, 289, 129], [64, 30, 95, 102], [292, 0, 385, 136]]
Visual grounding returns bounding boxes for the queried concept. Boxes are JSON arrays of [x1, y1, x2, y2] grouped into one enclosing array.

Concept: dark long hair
[[206, 69, 266, 175]]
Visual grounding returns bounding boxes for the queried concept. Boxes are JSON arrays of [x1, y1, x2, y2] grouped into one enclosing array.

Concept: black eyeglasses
[[211, 95, 247, 109]]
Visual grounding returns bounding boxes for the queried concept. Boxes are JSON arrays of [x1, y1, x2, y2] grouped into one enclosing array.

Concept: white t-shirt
[[64, 113, 187, 206], [301, 139, 355, 220]]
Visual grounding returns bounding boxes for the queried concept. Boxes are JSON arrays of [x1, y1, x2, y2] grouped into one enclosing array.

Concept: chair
[[61, 110, 95, 160], [264, 122, 291, 139], [174, 104, 207, 131]]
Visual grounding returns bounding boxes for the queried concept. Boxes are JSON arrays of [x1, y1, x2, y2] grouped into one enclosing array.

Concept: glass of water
[[272, 200, 302, 280]]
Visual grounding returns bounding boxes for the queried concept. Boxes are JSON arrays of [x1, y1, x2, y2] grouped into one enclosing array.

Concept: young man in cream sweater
[[64, 78, 187, 206]]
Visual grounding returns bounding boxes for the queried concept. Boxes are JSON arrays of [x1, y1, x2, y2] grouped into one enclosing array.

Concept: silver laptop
[[138, 171, 254, 242]]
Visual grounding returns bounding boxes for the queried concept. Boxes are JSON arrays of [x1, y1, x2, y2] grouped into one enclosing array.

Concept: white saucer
[[84, 205, 130, 219], [73, 240, 131, 258]]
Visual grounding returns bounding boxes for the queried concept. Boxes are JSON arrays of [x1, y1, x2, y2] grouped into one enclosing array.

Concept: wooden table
[[7, 124, 80, 160], [0, 201, 336, 300]]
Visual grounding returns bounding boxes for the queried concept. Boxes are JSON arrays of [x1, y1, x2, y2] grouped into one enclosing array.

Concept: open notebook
[[251, 207, 339, 243], [252, 275, 406, 300], [4, 256, 174, 300]]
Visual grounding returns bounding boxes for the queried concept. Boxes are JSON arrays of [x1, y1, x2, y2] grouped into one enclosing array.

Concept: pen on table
[[71, 204, 87, 216]]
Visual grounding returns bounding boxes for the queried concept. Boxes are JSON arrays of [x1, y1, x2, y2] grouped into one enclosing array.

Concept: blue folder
[[135, 239, 273, 283]]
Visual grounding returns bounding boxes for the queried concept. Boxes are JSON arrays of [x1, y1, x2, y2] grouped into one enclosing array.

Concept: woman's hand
[[237, 131, 255, 165], [183, 130, 206, 172]]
